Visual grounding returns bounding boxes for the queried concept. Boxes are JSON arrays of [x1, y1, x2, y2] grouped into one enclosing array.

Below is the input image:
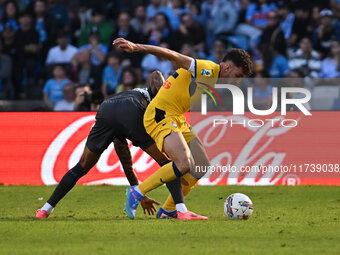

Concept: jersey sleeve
[[194, 59, 221, 79]]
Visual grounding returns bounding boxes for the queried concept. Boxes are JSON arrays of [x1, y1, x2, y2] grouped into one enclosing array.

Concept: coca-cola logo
[[41, 115, 158, 185]]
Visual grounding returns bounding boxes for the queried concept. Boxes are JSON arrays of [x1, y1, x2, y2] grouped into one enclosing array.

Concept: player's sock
[[47, 163, 87, 207], [165, 177, 184, 206], [138, 162, 182, 195], [162, 173, 198, 211], [175, 203, 187, 213], [41, 202, 54, 215]]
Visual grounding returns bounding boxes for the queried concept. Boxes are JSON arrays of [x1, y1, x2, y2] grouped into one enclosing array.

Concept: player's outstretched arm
[[113, 38, 192, 70], [113, 138, 138, 186]]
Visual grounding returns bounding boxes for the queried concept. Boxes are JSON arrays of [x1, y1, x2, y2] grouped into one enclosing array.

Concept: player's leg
[[153, 133, 208, 220], [46, 146, 100, 206], [162, 136, 210, 211], [143, 144, 185, 218], [138, 130, 194, 195], [37, 109, 115, 218], [144, 141, 207, 219], [125, 131, 193, 219], [36, 146, 100, 218], [125, 131, 209, 219]]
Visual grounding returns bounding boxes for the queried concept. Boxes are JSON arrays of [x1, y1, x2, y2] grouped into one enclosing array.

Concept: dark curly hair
[[222, 48, 253, 77]]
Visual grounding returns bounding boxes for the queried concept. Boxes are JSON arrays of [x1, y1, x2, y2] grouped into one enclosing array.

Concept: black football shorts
[[86, 91, 155, 154]]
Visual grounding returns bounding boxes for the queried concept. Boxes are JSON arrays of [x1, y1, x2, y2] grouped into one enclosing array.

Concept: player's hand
[[140, 196, 160, 215], [112, 38, 138, 53]]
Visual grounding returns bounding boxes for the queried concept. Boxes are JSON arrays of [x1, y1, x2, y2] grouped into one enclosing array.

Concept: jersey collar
[[133, 88, 151, 103]]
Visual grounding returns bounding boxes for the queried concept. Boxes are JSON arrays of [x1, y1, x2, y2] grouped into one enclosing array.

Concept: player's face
[[220, 62, 244, 84]]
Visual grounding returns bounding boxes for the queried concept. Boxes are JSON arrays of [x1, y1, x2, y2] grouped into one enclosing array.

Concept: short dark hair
[[107, 50, 122, 63], [57, 31, 68, 39], [222, 48, 253, 76], [19, 11, 32, 19], [53, 64, 66, 73], [35, 0, 47, 5], [92, 8, 104, 16]]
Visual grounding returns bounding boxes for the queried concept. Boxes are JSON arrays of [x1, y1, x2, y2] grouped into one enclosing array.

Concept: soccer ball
[[224, 193, 253, 220]]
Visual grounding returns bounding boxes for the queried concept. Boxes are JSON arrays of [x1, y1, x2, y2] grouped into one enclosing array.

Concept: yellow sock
[[162, 173, 198, 211], [138, 162, 179, 195]]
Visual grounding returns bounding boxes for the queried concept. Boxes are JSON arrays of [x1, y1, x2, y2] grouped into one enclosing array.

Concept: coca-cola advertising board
[[0, 112, 339, 185]]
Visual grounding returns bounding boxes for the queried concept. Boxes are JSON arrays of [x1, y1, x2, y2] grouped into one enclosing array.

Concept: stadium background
[[0, 0, 339, 186]]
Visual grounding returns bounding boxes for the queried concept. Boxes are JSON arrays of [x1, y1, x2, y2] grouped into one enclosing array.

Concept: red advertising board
[[0, 112, 339, 185]]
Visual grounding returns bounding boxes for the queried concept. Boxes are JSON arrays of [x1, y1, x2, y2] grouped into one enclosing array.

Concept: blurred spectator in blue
[[0, 0, 20, 32], [201, 0, 238, 47], [46, 0, 70, 33], [78, 9, 113, 47], [313, 9, 340, 57], [236, 0, 276, 47], [207, 39, 227, 63], [130, 5, 148, 38], [53, 82, 75, 111], [71, 49, 102, 91], [101, 51, 123, 98], [187, 1, 204, 25], [43, 64, 70, 108], [245, 0, 276, 29], [289, 37, 321, 79], [0, 37, 13, 99], [146, 0, 178, 30], [277, 1, 294, 40], [258, 44, 289, 79], [115, 67, 141, 93], [252, 70, 273, 110], [33, 0, 58, 59], [146, 12, 172, 46], [14, 12, 40, 99], [268, 52, 289, 78], [141, 41, 173, 80], [172, 13, 205, 53], [213, 0, 238, 36], [167, 0, 187, 29], [46, 31, 78, 65], [318, 40, 340, 79], [78, 32, 107, 66]]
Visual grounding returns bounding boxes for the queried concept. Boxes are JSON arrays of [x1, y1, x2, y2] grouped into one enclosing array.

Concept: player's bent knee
[[175, 156, 195, 174]]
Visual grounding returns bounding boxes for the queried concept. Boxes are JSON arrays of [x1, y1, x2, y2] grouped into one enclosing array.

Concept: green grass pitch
[[0, 185, 339, 255]]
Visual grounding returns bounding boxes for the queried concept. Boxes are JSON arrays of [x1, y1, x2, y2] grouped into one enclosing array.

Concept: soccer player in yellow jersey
[[113, 37, 253, 220]]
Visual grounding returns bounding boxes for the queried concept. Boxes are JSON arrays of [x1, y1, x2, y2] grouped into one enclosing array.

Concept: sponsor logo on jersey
[[163, 80, 171, 89], [200, 69, 212, 77]]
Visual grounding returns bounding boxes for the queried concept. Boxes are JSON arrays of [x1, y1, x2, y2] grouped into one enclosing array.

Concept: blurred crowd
[[0, 0, 339, 111]]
